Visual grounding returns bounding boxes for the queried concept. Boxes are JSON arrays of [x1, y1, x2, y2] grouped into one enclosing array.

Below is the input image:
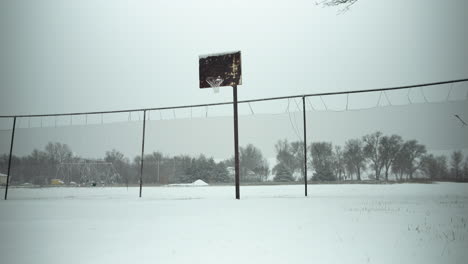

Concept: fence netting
[[3, 113, 143, 199], [143, 105, 234, 200], [304, 82, 468, 182], [1, 80, 467, 199]]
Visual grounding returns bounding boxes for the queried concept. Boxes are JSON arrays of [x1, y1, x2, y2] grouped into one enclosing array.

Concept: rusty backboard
[[199, 51, 242, 89]]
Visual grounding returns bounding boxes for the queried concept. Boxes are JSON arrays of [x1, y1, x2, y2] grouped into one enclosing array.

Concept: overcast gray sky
[[1, 0, 468, 161], [1, 0, 467, 116]]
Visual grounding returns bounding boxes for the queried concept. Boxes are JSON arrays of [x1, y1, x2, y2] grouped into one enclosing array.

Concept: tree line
[[1, 131, 467, 186], [0, 143, 233, 186], [272, 131, 468, 182]]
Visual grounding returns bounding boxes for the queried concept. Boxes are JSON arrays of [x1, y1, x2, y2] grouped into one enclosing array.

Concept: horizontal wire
[[1, 97, 467, 131], [1, 78, 468, 118]]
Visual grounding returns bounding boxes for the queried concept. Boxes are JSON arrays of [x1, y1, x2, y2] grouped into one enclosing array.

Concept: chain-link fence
[[1, 79, 467, 200]]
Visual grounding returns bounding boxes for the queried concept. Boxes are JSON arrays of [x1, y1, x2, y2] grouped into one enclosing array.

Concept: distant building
[[0, 173, 7, 185]]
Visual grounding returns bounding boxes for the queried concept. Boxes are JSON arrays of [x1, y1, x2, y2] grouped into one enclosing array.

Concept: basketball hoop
[[198, 51, 242, 199], [206, 76, 224, 93]]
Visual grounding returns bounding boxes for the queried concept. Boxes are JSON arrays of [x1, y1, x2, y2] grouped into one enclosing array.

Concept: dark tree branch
[[317, 0, 359, 12]]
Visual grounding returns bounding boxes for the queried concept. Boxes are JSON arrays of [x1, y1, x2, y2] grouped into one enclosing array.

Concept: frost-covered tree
[[273, 163, 295, 182]]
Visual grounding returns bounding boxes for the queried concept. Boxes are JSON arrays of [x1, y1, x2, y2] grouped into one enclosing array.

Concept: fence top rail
[[1, 78, 467, 118]]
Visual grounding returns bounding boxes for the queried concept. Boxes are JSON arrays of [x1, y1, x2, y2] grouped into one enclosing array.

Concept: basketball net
[[206, 76, 223, 94]]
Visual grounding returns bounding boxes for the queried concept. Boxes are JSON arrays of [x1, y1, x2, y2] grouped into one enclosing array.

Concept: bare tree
[[363, 131, 384, 180], [344, 157, 355, 180], [450, 151, 463, 181], [421, 154, 436, 180], [45, 142, 73, 184], [45, 142, 73, 165], [392, 147, 409, 181], [317, 0, 359, 12], [379, 134, 403, 181], [344, 139, 366, 181], [275, 139, 295, 172], [422, 154, 449, 180], [395, 140, 426, 180], [437, 156, 449, 180], [240, 144, 269, 182], [105, 149, 130, 184], [464, 156, 468, 181], [226, 144, 269, 182], [26, 149, 50, 185], [291, 141, 306, 180], [310, 142, 335, 181], [333, 146, 346, 181]]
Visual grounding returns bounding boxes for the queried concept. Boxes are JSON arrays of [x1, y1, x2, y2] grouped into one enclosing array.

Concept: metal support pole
[[4, 117, 17, 200], [139, 110, 146, 198], [302, 97, 308, 197], [233, 85, 240, 199]]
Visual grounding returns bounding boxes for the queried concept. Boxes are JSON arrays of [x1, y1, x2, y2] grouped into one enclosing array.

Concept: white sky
[[1, 0, 467, 116]]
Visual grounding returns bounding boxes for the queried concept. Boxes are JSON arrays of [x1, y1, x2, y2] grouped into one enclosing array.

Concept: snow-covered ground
[[1, 183, 467, 264]]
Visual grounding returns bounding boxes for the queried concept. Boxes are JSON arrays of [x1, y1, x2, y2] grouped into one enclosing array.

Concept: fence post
[[139, 111, 146, 198], [302, 97, 308, 197], [4, 117, 17, 200]]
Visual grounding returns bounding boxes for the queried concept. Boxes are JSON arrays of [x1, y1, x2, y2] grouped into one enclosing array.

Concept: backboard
[[199, 51, 242, 89]]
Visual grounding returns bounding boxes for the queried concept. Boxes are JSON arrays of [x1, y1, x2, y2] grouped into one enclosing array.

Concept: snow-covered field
[[1, 183, 467, 264]]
